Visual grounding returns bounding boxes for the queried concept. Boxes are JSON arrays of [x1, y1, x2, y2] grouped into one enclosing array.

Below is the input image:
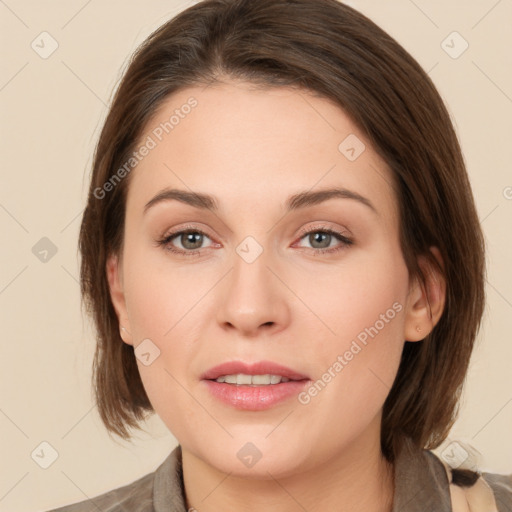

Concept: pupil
[[310, 232, 330, 248], [182, 232, 202, 249]]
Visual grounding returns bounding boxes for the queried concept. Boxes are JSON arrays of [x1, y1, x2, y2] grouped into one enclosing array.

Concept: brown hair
[[79, 0, 485, 462]]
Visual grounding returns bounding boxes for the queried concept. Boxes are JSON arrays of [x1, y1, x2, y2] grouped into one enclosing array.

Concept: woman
[[49, 0, 512, 510]]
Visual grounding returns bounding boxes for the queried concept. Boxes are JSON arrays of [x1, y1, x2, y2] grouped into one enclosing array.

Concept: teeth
[[215, 374, 291, 385]]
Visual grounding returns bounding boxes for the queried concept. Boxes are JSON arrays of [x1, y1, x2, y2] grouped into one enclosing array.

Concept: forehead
[[126, 81, 398, 223]]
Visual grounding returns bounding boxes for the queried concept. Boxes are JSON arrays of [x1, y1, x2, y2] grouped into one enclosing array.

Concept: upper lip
[[201, 360, 310, 381]]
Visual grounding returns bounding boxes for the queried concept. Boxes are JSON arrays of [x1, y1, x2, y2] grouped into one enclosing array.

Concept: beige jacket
[[48, 440, 512, 512]]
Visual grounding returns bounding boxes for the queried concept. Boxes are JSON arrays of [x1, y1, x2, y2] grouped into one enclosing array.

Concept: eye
[[156, 227, 216, 256], [294, 226, 353, 255], [155, 224, 354, 257]]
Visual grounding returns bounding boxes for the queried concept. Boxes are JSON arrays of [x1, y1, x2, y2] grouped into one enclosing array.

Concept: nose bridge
[[216, 239, 290, 335]]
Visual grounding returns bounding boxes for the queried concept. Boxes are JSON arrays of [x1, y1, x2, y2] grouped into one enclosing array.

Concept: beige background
[[1, 0, 511, 510]]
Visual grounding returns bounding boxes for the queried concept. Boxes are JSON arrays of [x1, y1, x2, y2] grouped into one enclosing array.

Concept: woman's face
[[107, 80, 429, 477]]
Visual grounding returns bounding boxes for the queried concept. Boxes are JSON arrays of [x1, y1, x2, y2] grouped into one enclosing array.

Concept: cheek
[[122, 240, 210, 341], [291, 246, 408, 421], [292, 242, 408, 355], [120, 245, 214, 436]]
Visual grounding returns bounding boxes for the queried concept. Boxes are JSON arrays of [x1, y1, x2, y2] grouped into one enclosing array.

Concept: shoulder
[[480, 471, 512, 511], [46, 470, 155, 512], [432, 448, 512, 512], [392, 438, 512, 512], [44, 445, 185, 512]]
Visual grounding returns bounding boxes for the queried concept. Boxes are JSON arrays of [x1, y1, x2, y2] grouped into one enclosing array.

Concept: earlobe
[[403, 247, 446, 342], [106, 254, 134, 346]]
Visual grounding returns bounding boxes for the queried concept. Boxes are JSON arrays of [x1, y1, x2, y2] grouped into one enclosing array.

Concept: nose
[[216, 248, 291, 337]]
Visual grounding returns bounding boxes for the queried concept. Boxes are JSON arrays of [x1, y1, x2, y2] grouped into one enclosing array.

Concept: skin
[[106, 80, 445, 512]]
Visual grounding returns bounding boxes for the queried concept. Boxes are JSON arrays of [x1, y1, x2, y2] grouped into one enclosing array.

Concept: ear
[[106, 253, 134, 346], [403, 246, 446, 342]]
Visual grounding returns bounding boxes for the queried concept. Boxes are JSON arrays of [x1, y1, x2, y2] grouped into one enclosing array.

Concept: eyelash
[[155, 224, 354, 257]]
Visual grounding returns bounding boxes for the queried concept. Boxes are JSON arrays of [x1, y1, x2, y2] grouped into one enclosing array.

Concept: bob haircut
[[79, 0, 485, 462]]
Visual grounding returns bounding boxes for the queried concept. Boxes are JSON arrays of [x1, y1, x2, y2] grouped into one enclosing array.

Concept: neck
[[181, 425, 394, 512]]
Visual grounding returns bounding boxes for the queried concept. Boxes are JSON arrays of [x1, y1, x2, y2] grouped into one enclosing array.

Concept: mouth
[[201, 360, 310, 383], [211, 374, 297, 385], [201, 360, 311, 411]]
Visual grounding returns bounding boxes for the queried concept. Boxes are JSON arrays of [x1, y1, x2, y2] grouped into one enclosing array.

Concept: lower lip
[[203, 379, 310, 411]]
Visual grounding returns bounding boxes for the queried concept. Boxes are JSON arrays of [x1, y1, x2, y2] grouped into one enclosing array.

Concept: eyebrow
[[143, 187, 378, 216]]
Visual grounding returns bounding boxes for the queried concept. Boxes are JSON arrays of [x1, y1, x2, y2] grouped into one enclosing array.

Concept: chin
[[198, 437, 312, 479]]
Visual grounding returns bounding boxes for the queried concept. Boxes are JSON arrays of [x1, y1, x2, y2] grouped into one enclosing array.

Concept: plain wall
[[1, 1, 511, 510]]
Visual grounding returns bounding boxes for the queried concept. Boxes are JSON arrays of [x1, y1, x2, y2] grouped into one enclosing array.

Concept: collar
[[391, 437, 451, 511], [153, 444, 187, 512]]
